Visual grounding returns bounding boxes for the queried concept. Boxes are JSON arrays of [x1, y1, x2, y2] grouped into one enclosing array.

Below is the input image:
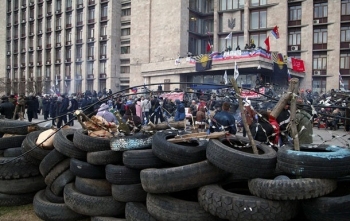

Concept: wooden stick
[[229, 78, 258, 155], [288, 78, 300, 151], [168, 131, 226, 143], [270, 78, 299, 119]]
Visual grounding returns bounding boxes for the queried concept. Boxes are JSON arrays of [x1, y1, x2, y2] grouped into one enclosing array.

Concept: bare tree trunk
[[289, 79, 300, 151]]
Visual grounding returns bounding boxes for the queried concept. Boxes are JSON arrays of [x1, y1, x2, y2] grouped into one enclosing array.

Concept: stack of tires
[[1, 124, 350, 221]]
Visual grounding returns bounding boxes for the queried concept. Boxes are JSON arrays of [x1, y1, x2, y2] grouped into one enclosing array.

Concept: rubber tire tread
[[248, 178, 337, 200], [75, 176, 111, 196], [106, 165, 141, 185], [87, 150, 123, 165], [141, 160, 227, 193], [0, 176, 46, 194], [73, 129, 111, 152], [45, 186, 64, 203], [112, 183, 147, 202], [123, 149, 169, 169], [0, 156, 40, 179], [125, 202, 157, 221], [64, 183, 125, 217], [146, 193, 219, 221], [0, 192, 36, 206], [0, 119, 39, 135], [198, 184, 299, 221], [53, 128, 86, 159], [206, 137, 277, 178], [44, 158, 71, 186], [39, 149, 68, 177], [0, 135, 26, 150], [91, 217, 126, 221], [33, 190, 86, 221], [277, 145, 350, 178], [3, 147, 22, 157], [50, 169, 76, 196], [152, 130, 208, 166], [70, 158, 106, 179], [22, 131, 52, 160]]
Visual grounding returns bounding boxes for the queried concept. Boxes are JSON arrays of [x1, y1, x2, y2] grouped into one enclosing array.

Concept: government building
[[1, 0, 349, 95]]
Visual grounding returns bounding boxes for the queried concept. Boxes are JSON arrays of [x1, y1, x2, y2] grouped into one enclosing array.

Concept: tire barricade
[[0, 128, 350, 220]]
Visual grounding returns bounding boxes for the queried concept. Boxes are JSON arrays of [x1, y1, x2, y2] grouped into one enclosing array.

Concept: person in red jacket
[[268, 110, 280, 146]]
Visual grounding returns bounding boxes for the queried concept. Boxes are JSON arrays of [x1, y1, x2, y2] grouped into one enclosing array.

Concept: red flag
[[291, 58, 305, 72], [206, 41, 211, 52], [271, 26, 280, 39], [264, 36, 270, 52]]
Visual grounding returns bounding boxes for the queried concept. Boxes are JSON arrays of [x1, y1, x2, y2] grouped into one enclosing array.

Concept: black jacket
[[250, 120, 274, 143], [42, 98, 51, 112], [211, 111, 236, 134], [0, 101, 15, 119]]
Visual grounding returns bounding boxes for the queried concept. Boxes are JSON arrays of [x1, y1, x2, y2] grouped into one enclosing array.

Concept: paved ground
[[30, 114, 350, 147]]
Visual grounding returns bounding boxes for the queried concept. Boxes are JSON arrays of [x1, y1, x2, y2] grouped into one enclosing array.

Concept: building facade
[[130, 0, 350, 94], [2, 0, 131, 95]]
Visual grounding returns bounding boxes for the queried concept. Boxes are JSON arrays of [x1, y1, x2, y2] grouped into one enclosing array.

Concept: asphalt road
[[31, 113, 350, 148]]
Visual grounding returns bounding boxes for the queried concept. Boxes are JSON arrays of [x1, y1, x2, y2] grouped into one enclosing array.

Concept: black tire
[[106, 165, 141, 185], [0, 176, 46, 194], [64, 183, 125, 217], [152, 130, 208, 165], [73, 129, 111, 152], [44, 158, 71, 186], [112, 183, 147, 202], [0, 192, 36, 206], [70, 158, 106, 179], [0, 135, 26, 150], [110, 133, 153, 151], [40, 149, 68, 177], [147, 193, 218, 221], [50, 169, 76, 196], [206, 137, 277, 178], [277, 145, 350, 178], [87, 150, 123, 165], [125, 202, 157, 221], [302, 180, 350, 221], [34, 189, 87, 221], [53, 128, 87, 160], [198, 183, 299, 221], [141, 160, 227, 193], [0, 156, 40, 179], [22, 131, 52, 161], [45, 186, 64, 203], [248, 177, 337, 200], [123, 149, 170, 169], [3, 147, 23, 157], [91, 217, 126, 221], [0, 119, 40, 135], [75, 176, 111, 196]]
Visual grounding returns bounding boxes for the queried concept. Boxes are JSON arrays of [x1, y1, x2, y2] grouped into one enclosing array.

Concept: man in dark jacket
[[42, 95, 51, 120], [50, 96, 57, 126], [277, 104, 290, 145], [0, 96, 15, 119], [211, 102, 236, 134], [250, 110, 275, 144], [68, 96, 79, 126], [57, 94, 69, 128], [26, 93, 37, 122]]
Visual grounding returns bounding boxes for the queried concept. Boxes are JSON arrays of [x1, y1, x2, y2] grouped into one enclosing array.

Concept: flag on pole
[[234, 61, 239, 80], [206, 41, 212, 53], [271, 26, 280, 39], [264, 36, 270, 52], [55, 75, 58, 86], [223, 70, 228, 84], [339, 72, 345, 89], [225, 32, 232, 40], [287, 69, 292, 81]]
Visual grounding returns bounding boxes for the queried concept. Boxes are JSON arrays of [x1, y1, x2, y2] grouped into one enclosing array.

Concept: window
[[312, 79, 326, 94], [288, 29, 301, 45], [100, 25, 107, 36], [46, 34, 51, 45], [77, 11, 83, 23], [101, 5, 108, 18], [55, 65, 60, 76], [122, 8, 131, 16], [66, 0, 72, 8], [100, 62, 106, 74], [56, 0, 62, 11], [122, 2, 131, 8], [219, 0, 243, 10], [121, 66, 130, 73], [37, 36, 42, 47], [250, 32, 267, 49], [89, 8, 95, 20], [76, 46, 82, 58], [65, 65, 71, 76], [121, 59, 130, 65], [76, 63, 82, 76], [56, 16, 61, 27], [66, 48, 71, 59], [189, 14, 214, 34], [77, 28, 83, 40], [289, 5, 301, 21], [67, 13, 72, 25], [250, 10, 266, 29], [250, 0, 266, 7], [121, 28, 130, 36], [219, 34, 244, 51], [46, 50, 51, 61], [313, 28, 327, 44], [100, 43, 107, 55], [121, 22, 130, 26], [341, 26, 350, 42], [340, 53, 350, 69], [47, 19, 52, 30], [66, 31, 71, 41], [56, 49, 61, 61], [189, 0, 214, 13], [121, 46, 130, 54], [342, 0, 350, 15], [314, 3, 328, 18], [313, 54, 327, 70], [88, 45, 94, 56], [88, 26, 94, 38], [121, 40, 130, 45], [87, 63, 93, 75], [56, 32, 61, 43]]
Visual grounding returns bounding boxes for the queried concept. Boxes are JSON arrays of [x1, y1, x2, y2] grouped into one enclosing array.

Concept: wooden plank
[[167, 131, 226, 143]]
